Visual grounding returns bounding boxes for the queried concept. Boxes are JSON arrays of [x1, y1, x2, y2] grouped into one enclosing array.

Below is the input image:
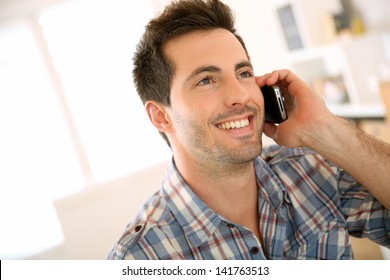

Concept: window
[[0, 19, 82, 258], [39, 0, 171, 182]]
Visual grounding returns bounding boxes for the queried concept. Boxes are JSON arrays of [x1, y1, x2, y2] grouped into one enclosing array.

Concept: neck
[[173, 153, 259, 230]]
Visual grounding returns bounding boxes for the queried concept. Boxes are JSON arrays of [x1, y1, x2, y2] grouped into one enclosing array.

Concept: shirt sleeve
[[338, 169, 390, 248]]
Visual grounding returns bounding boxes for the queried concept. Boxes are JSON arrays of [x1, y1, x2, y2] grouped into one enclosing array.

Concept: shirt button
[[134, 225, 143, 232], [251, 246, 260, 255], [226, 223, 235, 228]]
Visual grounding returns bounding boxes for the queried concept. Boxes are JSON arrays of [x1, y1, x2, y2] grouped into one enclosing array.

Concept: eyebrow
[[185, 65, 221, 84], [185, 60, 253, 84], [235, 61, 253, 71]]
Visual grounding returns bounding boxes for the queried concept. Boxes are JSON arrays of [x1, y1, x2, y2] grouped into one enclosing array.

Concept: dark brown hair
[[133, 0, 249, 145]]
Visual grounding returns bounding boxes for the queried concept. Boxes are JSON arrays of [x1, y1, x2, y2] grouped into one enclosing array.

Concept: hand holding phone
[[261, 85, 288, 123]]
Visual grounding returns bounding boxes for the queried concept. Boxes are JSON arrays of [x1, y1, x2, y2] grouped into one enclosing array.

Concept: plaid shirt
[[108, 146, 390, 260]]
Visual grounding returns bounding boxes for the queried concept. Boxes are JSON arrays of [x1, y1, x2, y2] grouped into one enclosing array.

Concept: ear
[[145, 101, 173, 133]]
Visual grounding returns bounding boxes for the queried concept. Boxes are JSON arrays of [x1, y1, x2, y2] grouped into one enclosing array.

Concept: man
[[108, 0, 390, 259]]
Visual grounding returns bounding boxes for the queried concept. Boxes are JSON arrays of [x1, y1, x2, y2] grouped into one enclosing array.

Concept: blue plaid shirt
[[108, 146, 390, 260]]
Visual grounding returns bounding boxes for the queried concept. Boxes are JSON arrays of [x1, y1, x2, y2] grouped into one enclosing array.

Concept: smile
[[217, 117, 250, 130]]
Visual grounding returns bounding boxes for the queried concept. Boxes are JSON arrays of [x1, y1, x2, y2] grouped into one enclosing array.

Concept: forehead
[[163, 28, 249, 77]]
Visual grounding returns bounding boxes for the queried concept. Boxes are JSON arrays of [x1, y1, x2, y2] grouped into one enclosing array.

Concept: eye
[[239, 70, 254, 79], [196, 76, 213, 86]]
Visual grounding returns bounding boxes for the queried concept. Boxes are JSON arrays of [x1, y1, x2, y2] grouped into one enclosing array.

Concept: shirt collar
[[254, 156, 286, 210], [161, 160, 223, 247]]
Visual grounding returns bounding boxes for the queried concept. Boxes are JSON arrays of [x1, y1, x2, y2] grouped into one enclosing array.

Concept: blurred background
[[0, 0, 389, 259]]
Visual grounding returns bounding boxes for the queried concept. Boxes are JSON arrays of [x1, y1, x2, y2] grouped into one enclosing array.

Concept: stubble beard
[[172, 107, 264, 169]]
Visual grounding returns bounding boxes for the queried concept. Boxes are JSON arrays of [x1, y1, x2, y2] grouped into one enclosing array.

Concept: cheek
[[251, 85, 263, 104], [172, 95, 215, 124], [245, 85, 264, 113], [172, 110, 211, 147]]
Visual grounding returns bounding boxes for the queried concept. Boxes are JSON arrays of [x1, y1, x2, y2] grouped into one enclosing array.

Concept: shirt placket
[[232, 224, 267, 260]]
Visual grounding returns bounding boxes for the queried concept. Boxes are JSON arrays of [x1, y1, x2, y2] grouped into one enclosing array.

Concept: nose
[[222, 78, 250, 108]]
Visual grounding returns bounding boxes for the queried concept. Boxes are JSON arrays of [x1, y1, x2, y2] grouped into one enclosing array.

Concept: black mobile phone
[[261, 85, 288, 123]]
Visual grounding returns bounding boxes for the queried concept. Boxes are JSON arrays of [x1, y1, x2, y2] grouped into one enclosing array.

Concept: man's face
[[163, 28, 264, 166]]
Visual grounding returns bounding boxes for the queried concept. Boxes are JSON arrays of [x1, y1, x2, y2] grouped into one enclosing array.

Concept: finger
[[270, 69, 298, 84], [270, 70, 311, 100], [256, 73, 272, 86], [258, 69, 294, 89]]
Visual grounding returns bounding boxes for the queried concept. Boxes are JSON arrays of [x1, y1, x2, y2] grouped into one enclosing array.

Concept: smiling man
[[108, 0, 390, 260], [162, 28, 264, 244]]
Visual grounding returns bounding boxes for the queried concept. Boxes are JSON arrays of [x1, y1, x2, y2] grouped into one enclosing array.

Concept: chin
[[225, 142, 263, 164]]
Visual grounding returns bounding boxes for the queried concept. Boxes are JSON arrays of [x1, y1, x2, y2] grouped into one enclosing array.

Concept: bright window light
[[39, 0, 171, 183], [0, 0, 171, 259], [0, 21, 84, 259]]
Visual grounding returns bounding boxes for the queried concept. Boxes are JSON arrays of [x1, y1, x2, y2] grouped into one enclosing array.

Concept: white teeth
[[218, 118, 250, 130]]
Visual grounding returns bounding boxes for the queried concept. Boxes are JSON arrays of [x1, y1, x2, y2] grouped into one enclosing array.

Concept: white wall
[[352, 0, 390, 30], [224, 0, 289, 75], [226, 0, 390, 76], [29, 161, 168, 259]]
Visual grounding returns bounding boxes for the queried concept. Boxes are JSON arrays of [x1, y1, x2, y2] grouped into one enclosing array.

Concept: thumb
[[263, 122, 278, 141]]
